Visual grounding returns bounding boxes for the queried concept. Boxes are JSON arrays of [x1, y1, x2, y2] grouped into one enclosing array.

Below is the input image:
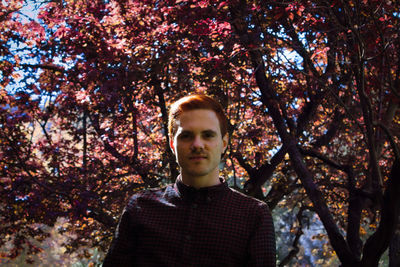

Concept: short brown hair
[[168, 94, 228, 138]]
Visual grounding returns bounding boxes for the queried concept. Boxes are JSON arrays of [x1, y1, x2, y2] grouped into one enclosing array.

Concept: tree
[[1, 0, 399, 266], [228, 0, 400, 265]]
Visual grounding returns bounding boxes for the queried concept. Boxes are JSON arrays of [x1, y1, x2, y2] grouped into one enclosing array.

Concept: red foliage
[[1, 0, 400, 265]]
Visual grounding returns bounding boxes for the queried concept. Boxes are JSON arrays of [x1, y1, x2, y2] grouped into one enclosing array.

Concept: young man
[[103, 94, 276, 266]]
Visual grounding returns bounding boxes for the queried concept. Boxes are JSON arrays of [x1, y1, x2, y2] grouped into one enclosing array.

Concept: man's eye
[[179, 133, 191, 139], [203, 132, 215, 139]]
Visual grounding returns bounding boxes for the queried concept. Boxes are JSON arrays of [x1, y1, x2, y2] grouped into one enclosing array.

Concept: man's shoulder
[[227, 186, 270, 210], [128, 184, 173, 200], [125, 184, 179, 207]]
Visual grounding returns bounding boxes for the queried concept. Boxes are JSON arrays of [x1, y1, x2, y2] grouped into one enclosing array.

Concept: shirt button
[[185, 234, 191, 241]]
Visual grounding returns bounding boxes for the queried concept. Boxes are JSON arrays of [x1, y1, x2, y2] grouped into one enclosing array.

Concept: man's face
[[170, 109, 228, 186]]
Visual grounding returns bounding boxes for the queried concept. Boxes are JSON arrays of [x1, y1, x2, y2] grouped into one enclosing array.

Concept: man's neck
[[180, 173, 220, 189]]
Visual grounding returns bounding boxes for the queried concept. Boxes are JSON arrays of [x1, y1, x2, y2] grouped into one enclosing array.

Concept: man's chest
[[133, 199, 253, 266]]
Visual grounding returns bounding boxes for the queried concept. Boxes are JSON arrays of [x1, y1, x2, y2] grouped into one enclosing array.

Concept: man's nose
[[191, 135, 204, 149]]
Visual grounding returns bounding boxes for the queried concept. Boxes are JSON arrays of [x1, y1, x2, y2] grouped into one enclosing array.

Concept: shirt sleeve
[[247, 203, 276, 267], [102, 206, 136, 267]]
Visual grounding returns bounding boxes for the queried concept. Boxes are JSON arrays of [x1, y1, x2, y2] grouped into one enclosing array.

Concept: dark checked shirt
[[103, 177, 276, 267]]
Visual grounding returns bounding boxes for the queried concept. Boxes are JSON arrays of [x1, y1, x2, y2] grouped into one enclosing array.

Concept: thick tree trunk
[[152, 65, 179, 180], [389, 215, 400, 267], [361, 160, 400, 266], [346, 193, 363, 260]]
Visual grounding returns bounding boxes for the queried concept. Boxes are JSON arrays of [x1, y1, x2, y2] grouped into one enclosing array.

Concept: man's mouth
[[189, 155, 207, 160]]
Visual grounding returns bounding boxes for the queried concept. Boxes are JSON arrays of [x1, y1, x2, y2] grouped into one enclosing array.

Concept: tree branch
[[20, 63, 65, 72], [229, 1, 357, 263], [279, 206, 306, 266]]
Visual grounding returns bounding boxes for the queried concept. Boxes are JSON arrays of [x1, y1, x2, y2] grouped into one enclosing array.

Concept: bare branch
[[20, 63, 65, 72]]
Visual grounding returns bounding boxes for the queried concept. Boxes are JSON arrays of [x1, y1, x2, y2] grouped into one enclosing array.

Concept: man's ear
[[222, 133, 229, 152]]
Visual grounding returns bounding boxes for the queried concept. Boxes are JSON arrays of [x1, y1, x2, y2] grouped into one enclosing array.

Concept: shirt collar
[[173, 175, 229, 203]]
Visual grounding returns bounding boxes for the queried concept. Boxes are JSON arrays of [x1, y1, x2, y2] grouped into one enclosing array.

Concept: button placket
[[182, 196, 198, 265]]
